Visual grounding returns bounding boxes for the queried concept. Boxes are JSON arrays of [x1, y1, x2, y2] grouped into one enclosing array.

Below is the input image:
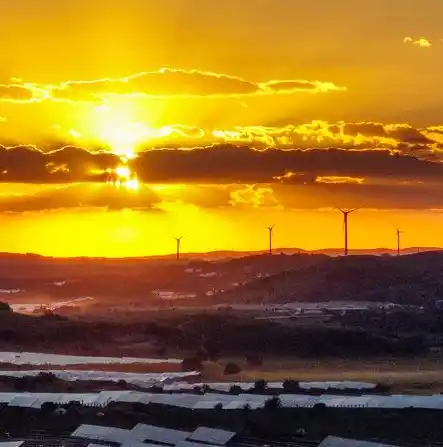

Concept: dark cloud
[[1, 179, 443, 212], [0, 144, 443, 185], [0, 145, 120, 183], [273, 182, 443, 210], [132, 145, 443, 184], [47, 69, 344, 100], [0, 183, 162, 213], [0, 84, 34, 102]]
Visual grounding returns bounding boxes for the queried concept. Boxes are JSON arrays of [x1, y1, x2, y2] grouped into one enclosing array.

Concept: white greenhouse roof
[[0, 442, 25, 447], [188, 427, 236, 445], [176, 441, 219, 447], [71, 424, 132, 443], [131, 423, 190, 445], [0, 370, 198, 388], [2, 390, 443, 411], [0, 352, 182, 365], [318, 436, 398, 447]]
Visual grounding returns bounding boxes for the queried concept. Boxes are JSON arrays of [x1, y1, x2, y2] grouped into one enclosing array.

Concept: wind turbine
[[267, 225, 275, 256], [338, 208, 358, 256], [396, 228, 403, 257], [174, 236, 183, 261]]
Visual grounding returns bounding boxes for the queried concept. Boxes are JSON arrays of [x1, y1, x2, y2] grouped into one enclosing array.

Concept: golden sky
[[1, 0, 443, 256]]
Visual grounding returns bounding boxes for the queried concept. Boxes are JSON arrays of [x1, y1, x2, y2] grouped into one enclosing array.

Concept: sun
[[115, 166, 131, 179], [108, 165, 140, 191], [90, 104, 143, 159]]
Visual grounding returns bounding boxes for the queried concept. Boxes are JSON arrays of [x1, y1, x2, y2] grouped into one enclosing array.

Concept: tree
[[0, 302, 11, 312], [253, 379, 267, 393], [202, 384, 211, 394], [283, 379, 300, 392], [36, 372, 57, 383], [229, 385, 243, 395], [41, 402, 57, 413], [150, 385, 163, 393], [224, 362, 241, 375], [264, 396, 282, 410], [182, 356, 203, 371]]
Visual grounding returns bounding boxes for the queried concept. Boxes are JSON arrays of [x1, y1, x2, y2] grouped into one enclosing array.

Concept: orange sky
[[1, 0, 443, 256]]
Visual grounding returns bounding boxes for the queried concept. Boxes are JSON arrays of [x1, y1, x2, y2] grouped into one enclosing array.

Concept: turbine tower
[[267, 224, 275, 256], [174, 236, 182, 261], [338, 208, 358, 256], [396, 228, 403, 257]]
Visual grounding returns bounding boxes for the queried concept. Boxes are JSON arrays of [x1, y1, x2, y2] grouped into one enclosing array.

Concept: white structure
[[75, 424, 232, 447], [0, 352, 182, 365], [2, 389, 443, 411], [0, 370, 198, 387], [72, 425, 133, 444], [318, 436, 398, 447], [130, 424, 190, 445], [188, 427, 236, 445]]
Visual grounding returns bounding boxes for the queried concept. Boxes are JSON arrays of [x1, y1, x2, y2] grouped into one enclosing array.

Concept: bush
[[0, 302, 11, 312], [264, 396, 282, 410], [283, 379, 300, 392], [253, 379, 267, 393], [229, 385, 243, 395], [36, 372, 57, 383], [224, 362, 241, 375], [41, 402, 57, 412], [150, 385, 163, 393], [182, 356, 203, 371]]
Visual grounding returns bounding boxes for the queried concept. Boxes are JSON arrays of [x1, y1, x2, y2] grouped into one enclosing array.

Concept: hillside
[[0, 252, 326, 306], [218, 251, 443, 305]]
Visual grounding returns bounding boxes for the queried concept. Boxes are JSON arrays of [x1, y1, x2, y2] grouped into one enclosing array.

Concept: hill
[[218, 251, 443, 305]]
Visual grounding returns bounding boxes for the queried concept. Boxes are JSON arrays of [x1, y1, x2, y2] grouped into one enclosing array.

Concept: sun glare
[[108, 165, 140, 191], [115, 166, 131, 179]]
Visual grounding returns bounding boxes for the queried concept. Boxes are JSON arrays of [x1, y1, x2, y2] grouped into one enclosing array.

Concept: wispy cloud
[[403, 36, 432, 47], [315, 176, 365, 184]]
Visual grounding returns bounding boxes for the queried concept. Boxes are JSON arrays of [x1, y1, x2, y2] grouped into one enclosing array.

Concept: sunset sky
[[1, 0, 443, 257]]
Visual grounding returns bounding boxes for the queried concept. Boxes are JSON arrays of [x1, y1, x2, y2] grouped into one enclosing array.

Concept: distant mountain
[[0, 246, 439, 262], [217, 251, 443, 306]]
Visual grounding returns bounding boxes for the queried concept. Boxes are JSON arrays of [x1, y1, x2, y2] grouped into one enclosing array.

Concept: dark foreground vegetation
[[0, 308, 435, 359], [0, 400, 443, 446]]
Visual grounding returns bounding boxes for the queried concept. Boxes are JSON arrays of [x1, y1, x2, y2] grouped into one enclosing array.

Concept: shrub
[[229, 385, 243, 395], [253, 379, 267, 393], [283, 379, 300, 392], [0, 302, 11, 312], [264, 396, 282, 410], [182, 356, 203, 371], [224, 362, 241, 375], [36, 372, 57, 383]]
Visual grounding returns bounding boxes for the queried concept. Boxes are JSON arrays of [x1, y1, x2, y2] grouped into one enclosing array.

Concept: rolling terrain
[[219, 251, 443, 305]]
